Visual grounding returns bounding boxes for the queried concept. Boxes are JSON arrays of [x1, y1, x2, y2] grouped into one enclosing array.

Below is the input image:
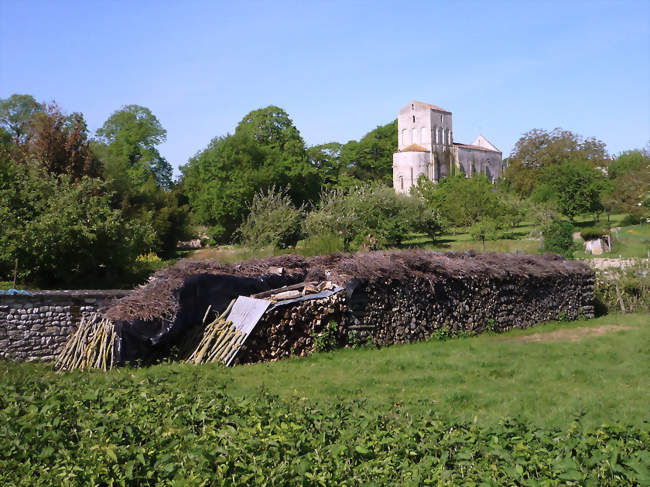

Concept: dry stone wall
[[0, 291, 127, 361]]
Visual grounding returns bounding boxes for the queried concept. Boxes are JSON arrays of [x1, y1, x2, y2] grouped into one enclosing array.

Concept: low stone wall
[[0, 290, 128, 361]]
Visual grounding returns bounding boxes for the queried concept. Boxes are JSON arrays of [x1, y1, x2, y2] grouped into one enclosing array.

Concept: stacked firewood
[[233, 292, 349, 365], [55, 314, 116, 371]]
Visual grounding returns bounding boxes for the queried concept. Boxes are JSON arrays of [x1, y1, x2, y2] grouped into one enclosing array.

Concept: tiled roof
[[400, 144, 430, 152], [453, 142, 501, 153], [412, 101, 451, 113]]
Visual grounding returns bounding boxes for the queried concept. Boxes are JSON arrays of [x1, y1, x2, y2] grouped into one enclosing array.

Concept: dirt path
[[496, 325, 633, 343]]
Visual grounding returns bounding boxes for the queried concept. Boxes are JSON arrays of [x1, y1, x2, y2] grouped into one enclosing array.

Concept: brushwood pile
[[56, 251, 596, 369]]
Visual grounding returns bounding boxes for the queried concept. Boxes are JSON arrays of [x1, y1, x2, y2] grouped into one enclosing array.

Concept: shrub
[[620, 213, 643, 226], [304, 184, 443, 251], [301, 233, 345, 256], [594, 261, 650, 315], [237, 186, 305, 249], [0, 160, 154, 287], [542, 219, 575, 257], [469, 218, 503, 243], [580, 227, 607, 241]]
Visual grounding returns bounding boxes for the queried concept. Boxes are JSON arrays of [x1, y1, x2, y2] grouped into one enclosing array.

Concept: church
[[393, 101, 502, 194]]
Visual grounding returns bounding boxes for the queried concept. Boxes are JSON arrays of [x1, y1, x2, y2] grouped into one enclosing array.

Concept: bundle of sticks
[[55, 314, 116, 371], [186, 300, 245, 365]]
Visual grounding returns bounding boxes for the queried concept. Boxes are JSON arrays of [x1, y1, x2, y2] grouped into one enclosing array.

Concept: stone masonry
[[0, 290, 128, 361]]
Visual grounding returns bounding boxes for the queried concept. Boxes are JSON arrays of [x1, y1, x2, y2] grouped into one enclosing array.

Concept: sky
[[1, 1, 649, 176]]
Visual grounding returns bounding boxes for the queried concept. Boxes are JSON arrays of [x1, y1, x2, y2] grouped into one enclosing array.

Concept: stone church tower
[[393, 101, 502, 194]]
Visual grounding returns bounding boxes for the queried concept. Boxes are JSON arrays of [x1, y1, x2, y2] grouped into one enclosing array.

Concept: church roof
[[412, 101, 451, 113], [453, 142, 501, 153], [400, 144, 430, 152]]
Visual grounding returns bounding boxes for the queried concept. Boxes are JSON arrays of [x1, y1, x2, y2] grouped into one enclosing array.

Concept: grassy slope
[[4, 312, 648, 430]]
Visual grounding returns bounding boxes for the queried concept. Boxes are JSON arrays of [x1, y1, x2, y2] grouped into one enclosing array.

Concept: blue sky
[[1, 1, 648, 175]]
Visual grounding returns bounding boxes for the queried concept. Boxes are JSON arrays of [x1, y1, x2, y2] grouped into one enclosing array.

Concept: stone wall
[[0, 290, 128, 361]]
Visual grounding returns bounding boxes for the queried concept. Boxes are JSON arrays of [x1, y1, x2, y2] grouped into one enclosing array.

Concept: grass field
[[1, 312, 648, 485]]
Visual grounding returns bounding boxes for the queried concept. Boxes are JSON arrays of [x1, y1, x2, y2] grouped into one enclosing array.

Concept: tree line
[[1, 93, 648, 287]]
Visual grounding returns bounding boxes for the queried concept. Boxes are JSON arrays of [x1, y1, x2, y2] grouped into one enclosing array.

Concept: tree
[[0, 94, 43, 144], [19, 103, 101, 181], [0, 159, 153, 287], [181, 106, 320, 242], [96, 105, 173, 189], [532, 161, 605, 221], [602, 148, 650, 218], [504, 128, 609, 197], [541, 219, 575, 258], [307, 142, 344, 190], [607, 148, 648, 180], [414, 174, 505, 228]]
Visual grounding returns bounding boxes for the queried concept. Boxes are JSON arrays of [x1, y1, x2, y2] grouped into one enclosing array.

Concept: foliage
[[304, 184, 443, 250], [300, 232, 346, 256], [532, 160, 605, 221], [118, 177, 192, 259], [312, 320, 339, 352], [1, 312, 649, 485], [11, 102, 101, 181], [541, 219, 575, 257], [181, 106, 320, 243], [504, 128, 609, 197], [0, 160, 154, 287], [469, 217, 503, 245], [308, 120, 398, 189], [608, 148, 649, 180], [95, 104, 173, 189], [594, 261, 650, 315], [602, 148, 649, 218], [580, 227, 607, 241], [0, 93, 43, 144], [415, 174, 508, 229], [237, 186, 305, 249]]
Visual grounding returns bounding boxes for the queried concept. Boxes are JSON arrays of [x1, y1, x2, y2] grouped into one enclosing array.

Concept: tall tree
[[19, 102, 100, 181], [96, 105, 173, 189], [0, 94, 43, 145], [182, 106, 320, 242], [504, 128, 609, 197], [531, 160, 605, 221]]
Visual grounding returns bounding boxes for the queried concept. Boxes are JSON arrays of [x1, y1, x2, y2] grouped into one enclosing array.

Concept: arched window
[[400, 176, 404, 190], [412, 115, 415, 123], [412, 128, 417, 144], [438, 127, 443, 144]]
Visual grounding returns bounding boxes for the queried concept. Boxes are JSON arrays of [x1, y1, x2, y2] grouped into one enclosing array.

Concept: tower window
[[411, 104, 414, 110], [412, 115, 415, 123]]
